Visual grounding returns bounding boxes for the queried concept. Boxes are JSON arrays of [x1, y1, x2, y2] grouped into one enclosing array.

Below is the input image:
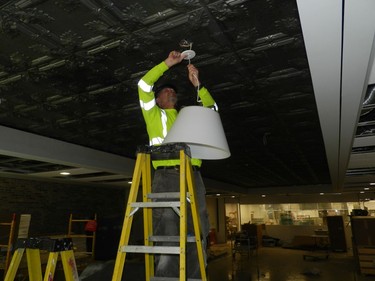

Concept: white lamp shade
[[163, 106, 231, 160]]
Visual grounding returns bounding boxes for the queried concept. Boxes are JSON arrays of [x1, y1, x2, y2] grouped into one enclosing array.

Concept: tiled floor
[[207, 244, 375, 281]]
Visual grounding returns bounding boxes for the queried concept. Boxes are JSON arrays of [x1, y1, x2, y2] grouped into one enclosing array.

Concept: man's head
[[155, 84, 178, 109]]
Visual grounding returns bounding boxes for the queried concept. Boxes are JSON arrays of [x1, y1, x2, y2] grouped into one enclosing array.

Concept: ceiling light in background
[[60, 172, 71, 176]]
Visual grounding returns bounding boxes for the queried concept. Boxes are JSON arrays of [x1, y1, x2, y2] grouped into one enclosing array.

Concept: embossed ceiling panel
[[0, 0, 332, 192]]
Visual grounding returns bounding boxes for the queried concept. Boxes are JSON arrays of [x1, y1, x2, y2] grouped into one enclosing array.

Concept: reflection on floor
[[207, 243, 375, 281]]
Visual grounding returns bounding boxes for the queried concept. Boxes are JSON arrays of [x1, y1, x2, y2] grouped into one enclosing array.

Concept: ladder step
[[149, 235, 196, 243], [151, 277, 202, 281], [68, 234, 94, 238], [147, 192, 181, 199], [122, 245, 180, 254], [131, 202, 180, 208]]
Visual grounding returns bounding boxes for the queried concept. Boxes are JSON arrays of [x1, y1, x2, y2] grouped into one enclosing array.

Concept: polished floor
[[77, 243, 375, 281], [4, 243, 375, 280], [207, 244, 375, 281]]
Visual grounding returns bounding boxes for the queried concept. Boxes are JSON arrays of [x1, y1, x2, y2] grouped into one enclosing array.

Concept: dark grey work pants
[[152, 168, 209, 278]]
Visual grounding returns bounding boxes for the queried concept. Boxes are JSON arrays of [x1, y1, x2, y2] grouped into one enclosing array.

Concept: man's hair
[[154, 83, 178, 97]]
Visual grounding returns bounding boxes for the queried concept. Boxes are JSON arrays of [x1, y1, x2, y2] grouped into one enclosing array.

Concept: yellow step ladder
[[4, 237, 79, 281], [112, 144, 207, 281]]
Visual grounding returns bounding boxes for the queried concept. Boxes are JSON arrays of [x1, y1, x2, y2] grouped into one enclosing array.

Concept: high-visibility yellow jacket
[[138, 61, 217, 168]]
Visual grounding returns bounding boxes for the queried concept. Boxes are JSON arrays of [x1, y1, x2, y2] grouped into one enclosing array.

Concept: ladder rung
[[151, 277, 202, 281], [147, 192, 181, 199], [149, 235, 196, 243], [68, 234, 94, 238], [131, 202, 180, 208], [122, 245, 180, 254]]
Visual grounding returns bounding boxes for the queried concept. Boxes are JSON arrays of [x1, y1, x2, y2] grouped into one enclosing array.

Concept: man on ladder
[[138, 50, 218, 279]]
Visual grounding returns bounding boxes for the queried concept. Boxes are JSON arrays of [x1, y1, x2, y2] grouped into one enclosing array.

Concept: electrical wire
[[188, 43, 201, 103], [180, 39, 201, 102], [193, 73, 201, 103]]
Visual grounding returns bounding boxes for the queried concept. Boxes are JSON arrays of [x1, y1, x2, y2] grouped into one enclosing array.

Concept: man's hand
[[188, 64, 200, 87], [165, 51, 185, 68]]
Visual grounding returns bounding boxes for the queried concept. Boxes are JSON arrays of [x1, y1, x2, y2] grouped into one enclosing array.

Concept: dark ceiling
[[0, 0, 374, 198]]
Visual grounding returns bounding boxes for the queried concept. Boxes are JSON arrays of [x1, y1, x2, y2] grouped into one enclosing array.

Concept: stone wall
[[0, 177, 127, 237]]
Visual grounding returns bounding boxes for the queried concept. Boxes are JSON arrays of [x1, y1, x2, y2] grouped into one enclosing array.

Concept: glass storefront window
[[225, 201, 374, 228]]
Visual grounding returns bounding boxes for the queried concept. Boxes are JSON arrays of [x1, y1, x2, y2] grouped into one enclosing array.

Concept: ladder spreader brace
[[112, 143, 207, 281], [4, 237, 79, 281]]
